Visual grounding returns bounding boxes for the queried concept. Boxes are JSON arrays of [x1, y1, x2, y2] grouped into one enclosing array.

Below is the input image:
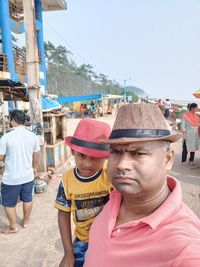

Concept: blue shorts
[[1, 180, 34, 207], [73, 238, 88, 267]]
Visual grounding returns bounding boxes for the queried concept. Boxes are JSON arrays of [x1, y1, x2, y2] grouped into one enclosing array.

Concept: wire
[[44, 20, 102, 75], [44, 20, 89, 65]]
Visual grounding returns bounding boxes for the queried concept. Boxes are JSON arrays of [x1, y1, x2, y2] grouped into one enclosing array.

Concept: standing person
[[88, 101, 95, 118], [84, 103, 200, 267], [0, 110, 40, 234], [157, 98, 164, 113], [164, 98, 171, 118], [79, 104, 84, 118], [54, 118, 112, 267], [181, 102, 199, 165]]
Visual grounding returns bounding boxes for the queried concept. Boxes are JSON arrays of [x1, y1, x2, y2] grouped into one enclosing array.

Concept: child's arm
[[58, 210, 75, 267]]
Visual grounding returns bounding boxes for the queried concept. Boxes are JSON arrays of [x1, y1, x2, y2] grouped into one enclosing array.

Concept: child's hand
[[59, 254, 75, 267]]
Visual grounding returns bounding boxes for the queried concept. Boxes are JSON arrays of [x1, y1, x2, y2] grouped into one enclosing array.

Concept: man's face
[[107, 141, 174, 198], [72, 150, 105, 177]]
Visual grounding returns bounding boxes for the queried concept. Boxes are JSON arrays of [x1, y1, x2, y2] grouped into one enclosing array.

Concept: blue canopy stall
[[57, 93, 104, 104], [41, 96, 62, 112]]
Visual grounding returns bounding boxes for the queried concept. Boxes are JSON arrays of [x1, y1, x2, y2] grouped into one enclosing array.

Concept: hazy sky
[[42, 0, 200, 101]]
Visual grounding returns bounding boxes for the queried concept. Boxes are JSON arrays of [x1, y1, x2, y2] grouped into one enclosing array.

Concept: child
[[55, 118, 112, 267]]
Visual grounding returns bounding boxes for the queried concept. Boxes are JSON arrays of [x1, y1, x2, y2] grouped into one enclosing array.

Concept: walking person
[[181, 103, 199, 165], [0, 110, 40, 234]]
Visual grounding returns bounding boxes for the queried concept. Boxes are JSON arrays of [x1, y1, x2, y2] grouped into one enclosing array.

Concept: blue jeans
[[73, 238, 88, 267]]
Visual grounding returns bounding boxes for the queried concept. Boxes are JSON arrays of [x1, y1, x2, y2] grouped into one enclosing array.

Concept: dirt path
[[0, 116, 200, 267]]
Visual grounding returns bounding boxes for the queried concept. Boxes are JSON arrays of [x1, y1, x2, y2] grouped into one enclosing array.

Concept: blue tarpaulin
[[42, 96, 62, 112], [57, 93, 104, 104]]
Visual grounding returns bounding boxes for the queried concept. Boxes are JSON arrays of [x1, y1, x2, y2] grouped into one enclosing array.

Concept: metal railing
[[13, 44, 26, 75], [0, 45, 42, 75], [0, 54, 8, 72]]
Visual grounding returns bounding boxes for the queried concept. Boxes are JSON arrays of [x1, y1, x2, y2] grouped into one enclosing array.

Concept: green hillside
[[45, 41, 147, 99]]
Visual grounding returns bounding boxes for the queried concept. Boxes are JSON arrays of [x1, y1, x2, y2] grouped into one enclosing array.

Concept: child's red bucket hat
[[65, 118, 111, 158]]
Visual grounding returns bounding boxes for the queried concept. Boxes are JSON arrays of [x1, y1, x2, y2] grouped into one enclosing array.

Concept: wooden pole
[[22, 0, 42, 124], [22, 0, 46, 172]]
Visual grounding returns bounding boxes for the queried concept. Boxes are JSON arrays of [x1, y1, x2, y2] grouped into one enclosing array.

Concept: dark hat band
[[109, 129, 171, 139], [71, 137, 110, 151]]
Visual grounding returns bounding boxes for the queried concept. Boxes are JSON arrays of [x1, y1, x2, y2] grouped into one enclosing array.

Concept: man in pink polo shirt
[[84, 103, 200, 267]]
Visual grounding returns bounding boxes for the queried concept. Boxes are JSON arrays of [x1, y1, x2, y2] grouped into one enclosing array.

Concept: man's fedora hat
[[65, 118, 111, 158], [100, 103, 182, 144]]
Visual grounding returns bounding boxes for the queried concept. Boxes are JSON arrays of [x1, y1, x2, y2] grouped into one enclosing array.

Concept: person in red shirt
[[84, 103, 200, 267], [181, 103, 199, 165]]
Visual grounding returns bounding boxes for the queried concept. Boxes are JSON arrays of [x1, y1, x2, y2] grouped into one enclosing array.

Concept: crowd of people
[[0, 103, 200, 267], [156, 98, 172, 118], [76, 100, 123, 119]]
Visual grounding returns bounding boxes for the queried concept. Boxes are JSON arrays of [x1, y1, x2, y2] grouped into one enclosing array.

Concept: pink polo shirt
[[84, 176, 200, 267]]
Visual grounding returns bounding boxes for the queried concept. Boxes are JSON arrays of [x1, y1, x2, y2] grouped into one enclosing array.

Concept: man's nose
[[116, 153, 133, 172]]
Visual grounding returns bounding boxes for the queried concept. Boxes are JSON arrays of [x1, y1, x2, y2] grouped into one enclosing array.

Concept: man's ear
[[165, 148, 174, 171]]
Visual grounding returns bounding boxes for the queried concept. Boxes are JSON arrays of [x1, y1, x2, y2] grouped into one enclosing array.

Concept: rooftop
[[10, 0, 67, 12]]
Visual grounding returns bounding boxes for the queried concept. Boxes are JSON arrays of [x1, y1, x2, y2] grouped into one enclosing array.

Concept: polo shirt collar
[[109, 176, 182, 232]]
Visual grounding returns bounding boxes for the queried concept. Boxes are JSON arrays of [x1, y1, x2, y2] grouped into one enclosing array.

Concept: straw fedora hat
[[100, 103, 182, 144], [65, 118, 111, 158]]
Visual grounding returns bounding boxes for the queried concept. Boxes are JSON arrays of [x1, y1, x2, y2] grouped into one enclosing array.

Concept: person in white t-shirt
[[164, 98, 171, 119], [0, 110, 40, 234]]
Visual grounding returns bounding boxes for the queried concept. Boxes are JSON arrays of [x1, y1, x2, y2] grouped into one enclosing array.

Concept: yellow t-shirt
[[55, 167, 112, 242]]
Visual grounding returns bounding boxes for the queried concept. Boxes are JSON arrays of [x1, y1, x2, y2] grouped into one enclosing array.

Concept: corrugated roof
[[9, 0, 67, 12]]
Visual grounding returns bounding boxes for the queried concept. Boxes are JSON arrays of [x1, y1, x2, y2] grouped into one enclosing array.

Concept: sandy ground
[[0, 116, 200, 267]]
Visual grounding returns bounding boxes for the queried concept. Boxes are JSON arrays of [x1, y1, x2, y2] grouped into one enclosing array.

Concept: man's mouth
[[115, 176, 138, 184]]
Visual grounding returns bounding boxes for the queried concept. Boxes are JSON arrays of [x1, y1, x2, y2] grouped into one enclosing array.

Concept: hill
[[45, 41, 147, 98], [125, 86, 147, 97]]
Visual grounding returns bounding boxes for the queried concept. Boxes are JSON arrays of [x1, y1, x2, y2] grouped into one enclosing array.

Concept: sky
[[42, 0, 200, 101]]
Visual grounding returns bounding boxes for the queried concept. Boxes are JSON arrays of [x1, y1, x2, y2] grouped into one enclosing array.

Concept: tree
[[44, 41, 142, 99]]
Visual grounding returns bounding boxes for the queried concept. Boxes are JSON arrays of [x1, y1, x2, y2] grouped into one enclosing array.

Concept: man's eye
[[110, 149, 120, 155], [131, 152, 146, 156]]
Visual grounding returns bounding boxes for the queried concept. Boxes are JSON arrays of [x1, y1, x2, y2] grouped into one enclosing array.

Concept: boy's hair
[[10, 110, 30, 124]]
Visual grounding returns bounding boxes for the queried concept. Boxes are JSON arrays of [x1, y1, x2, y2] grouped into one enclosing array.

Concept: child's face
[[72, 150, 105, 177]]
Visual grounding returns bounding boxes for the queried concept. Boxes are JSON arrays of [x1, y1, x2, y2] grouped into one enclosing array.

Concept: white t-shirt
[[0, 126, 40, 185], [164, 100, 171, 109]]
